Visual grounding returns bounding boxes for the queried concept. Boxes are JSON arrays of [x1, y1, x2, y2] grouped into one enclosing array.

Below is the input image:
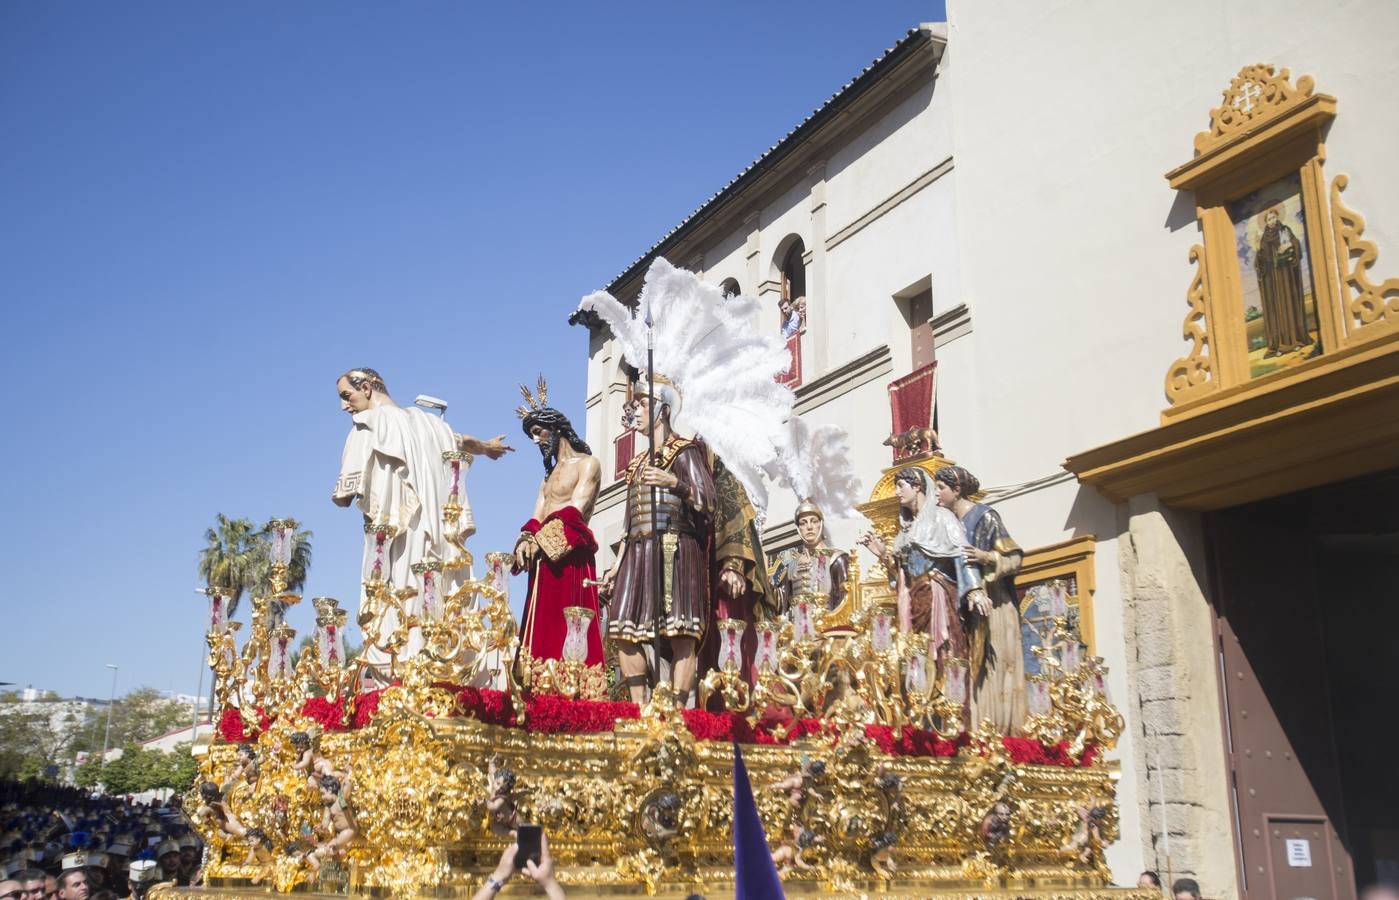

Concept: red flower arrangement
[[217, 706, 271, 743], [351, 689, 382, 729], [863, 724, 965, 757], [450, 686, 517, 726], [680, 709, 829, 745], [300, 696, 348, 732], [525, 693, 638, 734], [1001, 736, 1097, 768], [221, 684, 1093, 768]]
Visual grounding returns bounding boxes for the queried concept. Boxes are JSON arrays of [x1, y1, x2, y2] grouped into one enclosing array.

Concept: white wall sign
[[1286, 838, 1312, 868]]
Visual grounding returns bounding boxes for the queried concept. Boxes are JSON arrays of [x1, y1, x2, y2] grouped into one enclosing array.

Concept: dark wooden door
[[1210, 513, 1355, 900]]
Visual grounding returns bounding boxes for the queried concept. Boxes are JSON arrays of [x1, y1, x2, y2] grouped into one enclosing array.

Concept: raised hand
[[457, 433, 515, 459]]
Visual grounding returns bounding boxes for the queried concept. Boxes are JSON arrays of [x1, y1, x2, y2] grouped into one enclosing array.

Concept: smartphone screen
[[514, 824, 542, 871]]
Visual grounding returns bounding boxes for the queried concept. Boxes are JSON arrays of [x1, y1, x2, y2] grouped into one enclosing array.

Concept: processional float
[[176, 444, 1152, 900]]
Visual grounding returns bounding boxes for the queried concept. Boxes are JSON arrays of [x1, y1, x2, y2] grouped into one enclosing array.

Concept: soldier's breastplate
[[627, 488, 691, 537]]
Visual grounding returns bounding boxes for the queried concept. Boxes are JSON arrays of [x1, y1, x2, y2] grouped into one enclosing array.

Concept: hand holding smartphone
[[513, 824, 542, 871]]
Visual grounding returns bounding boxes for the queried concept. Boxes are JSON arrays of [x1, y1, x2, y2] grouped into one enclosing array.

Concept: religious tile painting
[[1016, 574, 1079, 677], [1227, 171, 1322, 379]]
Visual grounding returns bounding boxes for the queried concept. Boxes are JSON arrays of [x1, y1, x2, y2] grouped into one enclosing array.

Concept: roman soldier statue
[[767, 418, 865, 614], [581, 260, 795, 705]]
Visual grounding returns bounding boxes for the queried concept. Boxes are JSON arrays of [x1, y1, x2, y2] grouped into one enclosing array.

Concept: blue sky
[[0, 1, 944, 701]]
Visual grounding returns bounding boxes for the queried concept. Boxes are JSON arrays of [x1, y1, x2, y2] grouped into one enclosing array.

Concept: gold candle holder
[[363, 522, 399, 584], [441, 450, 475, 571]]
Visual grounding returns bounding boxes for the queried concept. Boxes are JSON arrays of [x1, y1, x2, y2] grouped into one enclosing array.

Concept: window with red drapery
[[887, 362, 936, 461], [776, 332, 803, 388], [775, 240, 807, 388], [613, 428, 635, 480]]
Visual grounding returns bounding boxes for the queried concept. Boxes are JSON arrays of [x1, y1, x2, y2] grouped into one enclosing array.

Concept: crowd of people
[[8, 777, 1399, 899], [0, 780, 201, 900]]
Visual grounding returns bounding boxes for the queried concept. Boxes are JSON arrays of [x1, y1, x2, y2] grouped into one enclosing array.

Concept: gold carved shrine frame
[[1163, 64, 1399, 420], [1069, 64, 1399, 511]]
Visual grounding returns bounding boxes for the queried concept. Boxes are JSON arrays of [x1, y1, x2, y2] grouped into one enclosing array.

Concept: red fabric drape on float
[[517, 505, 605, 665]]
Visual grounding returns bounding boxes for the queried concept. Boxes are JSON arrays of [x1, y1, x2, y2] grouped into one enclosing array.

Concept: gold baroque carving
[[1331, 174, 1399, 334], [1195, 63, 1316, 153], [1164, 245, 1213, 403]]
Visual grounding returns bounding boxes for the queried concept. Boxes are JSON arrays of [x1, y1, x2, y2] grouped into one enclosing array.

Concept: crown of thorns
[[516, 374, 550, 420]]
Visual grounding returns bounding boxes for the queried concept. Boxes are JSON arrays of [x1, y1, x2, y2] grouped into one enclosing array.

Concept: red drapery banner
[[613, 429, 635, 479], [887, 362, 936, 456], [776, 332, 803, 388]]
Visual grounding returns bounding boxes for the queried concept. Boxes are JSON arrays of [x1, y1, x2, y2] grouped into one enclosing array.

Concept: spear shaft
[[645, 305, 665, 693]]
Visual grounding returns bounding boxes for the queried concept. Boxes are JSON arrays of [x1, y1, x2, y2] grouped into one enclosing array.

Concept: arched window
[[780, 240, 806, 304], [719, 278, 741, 299], [778, 239, 807, 338]]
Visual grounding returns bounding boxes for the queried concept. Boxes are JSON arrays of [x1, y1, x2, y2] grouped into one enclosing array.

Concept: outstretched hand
[[458, 434, 515, 460], [859, 532, 887, 558]]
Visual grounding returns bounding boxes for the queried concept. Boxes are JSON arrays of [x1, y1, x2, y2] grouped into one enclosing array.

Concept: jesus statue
[[511, 377, 605, 669], [331, 367, 511, 683]]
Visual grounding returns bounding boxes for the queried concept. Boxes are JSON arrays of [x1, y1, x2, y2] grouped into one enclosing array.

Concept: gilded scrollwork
[[1195, 63, 1316, 154], [1164, 245, 1213, 404], [1331, 174, 1399, 335]]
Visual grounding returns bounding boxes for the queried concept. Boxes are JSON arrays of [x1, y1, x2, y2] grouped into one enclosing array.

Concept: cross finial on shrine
[[1234, 81, 1262, 113]]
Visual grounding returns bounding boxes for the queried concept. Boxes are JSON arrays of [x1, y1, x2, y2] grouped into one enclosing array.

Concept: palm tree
[[197, 514, 260, 619]]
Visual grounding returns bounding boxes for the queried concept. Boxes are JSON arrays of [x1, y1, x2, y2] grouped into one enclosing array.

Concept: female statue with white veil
[[860, 467, 987, 717]]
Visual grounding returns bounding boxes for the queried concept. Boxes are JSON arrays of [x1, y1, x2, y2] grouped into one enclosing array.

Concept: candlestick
[[562, 606, 595, 664], [942, 655, 969, 706], [716, 619, 745, 673], [411, 561, 445, 620], [870, 603, 896, 654]]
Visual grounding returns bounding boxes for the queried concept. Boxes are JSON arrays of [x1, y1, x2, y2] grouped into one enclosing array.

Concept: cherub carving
[[768, 759, 826, 813], [771, 825, 819, 878], [1061, 802, 1109, 864], [305, 775, 355, 871], [869, 829, 898, 879], [486, 756, 520, 838], [290, 730, 349, 792]]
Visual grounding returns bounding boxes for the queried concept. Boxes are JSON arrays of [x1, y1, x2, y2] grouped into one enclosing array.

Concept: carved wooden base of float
[[184, 680, 1136, 899], [157, 884, 1157, 899]]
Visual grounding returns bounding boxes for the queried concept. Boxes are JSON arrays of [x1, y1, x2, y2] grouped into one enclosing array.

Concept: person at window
[[779, 297, 803, 338]]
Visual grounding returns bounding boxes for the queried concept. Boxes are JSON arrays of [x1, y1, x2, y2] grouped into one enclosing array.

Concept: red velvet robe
[[516, 505, 605, 665]]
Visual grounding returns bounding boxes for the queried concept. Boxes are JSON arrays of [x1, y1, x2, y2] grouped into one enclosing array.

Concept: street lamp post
[[101, 664, 119, 761]]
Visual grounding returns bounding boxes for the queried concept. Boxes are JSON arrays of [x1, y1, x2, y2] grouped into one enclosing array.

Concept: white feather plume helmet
[[766, 417, 868, 528], [577, 258, 795, 514]]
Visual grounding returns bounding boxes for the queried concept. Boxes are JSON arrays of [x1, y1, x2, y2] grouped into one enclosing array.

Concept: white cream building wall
[[580, 5, 1398, 892], [585, 34, 961, 561], [942, 0, 1399, 894]]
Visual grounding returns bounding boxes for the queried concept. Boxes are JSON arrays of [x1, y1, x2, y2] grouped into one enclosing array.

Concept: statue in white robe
[[331, 368, 512, 683]]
